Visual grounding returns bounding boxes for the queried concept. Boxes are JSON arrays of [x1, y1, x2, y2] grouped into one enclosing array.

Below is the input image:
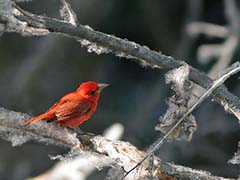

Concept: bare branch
[[0, 0, 49, 36], [0, 107, 80, 148], [1, 5, 238, 122], [0, 2, 238, 180], [59, 0, 78, 26], [228, 141, 240, 165], [188, 0, 240, 79], [156, 65, 197, 142], [0, 107, 236, 180], [187, 22, 229, 38], [123, 62, 240, 178], [198, 35, 238, 77], [32, 123, 124, 180], [223, 0, 240, 33]]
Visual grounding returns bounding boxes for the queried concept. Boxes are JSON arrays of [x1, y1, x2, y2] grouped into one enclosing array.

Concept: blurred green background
[[0, 0, 239, 179]]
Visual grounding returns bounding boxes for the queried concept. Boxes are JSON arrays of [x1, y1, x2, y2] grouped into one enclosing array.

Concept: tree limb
[[123, 62, 240, 179], [0, 2, 238, 179], [32, 123, 124, 180], [187, 0, 240, 78], [3, 5, 239, 122], [0, 107, 236, 180]]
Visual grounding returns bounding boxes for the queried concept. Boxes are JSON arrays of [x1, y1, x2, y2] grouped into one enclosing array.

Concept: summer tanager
[[22, 81, 109, 128]]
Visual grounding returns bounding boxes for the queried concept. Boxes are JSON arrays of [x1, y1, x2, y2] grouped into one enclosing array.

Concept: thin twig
[[0, 107, 236, 180], [122, 62, 240, 179], [0, 3, 238, 180], [59, 0, 78, 26], [187, 22, 229, 38], [6, 5, 240, 122]]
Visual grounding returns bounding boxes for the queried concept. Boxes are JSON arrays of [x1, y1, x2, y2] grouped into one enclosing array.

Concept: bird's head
[[77, 81, 109, 100]]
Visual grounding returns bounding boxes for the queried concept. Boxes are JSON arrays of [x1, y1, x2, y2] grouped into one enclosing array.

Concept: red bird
[[22, 81, 109, 128]]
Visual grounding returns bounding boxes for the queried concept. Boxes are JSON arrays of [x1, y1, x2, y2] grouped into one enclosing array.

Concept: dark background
[[0, 0, 239, 179]]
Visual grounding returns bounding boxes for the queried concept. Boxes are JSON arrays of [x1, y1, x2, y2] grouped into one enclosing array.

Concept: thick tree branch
[[3, 5, 238, 122], [0, 2, 238, 180], [32, 123, 124, 180], [123, 62, 240, 179], [0, 107, 236, 180]]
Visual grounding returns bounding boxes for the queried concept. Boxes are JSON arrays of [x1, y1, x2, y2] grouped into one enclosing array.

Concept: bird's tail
[[21, 113, 52, 126]]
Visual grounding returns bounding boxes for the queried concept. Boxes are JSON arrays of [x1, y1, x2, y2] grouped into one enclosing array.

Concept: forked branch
[[0, 4, 239, 122], [0, 107, 236, 180]]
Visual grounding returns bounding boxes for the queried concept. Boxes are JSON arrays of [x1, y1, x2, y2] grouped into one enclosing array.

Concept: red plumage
[[22, 81, 108, 128]]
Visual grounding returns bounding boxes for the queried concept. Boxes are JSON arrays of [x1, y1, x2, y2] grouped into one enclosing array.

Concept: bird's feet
[[72, 127, 90, 136]]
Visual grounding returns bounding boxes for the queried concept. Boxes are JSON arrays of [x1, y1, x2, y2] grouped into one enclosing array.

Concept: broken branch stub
[[156, 65, 197, 141]]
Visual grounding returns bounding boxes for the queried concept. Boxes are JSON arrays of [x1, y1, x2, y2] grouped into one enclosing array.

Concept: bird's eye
[[89, 90, 96, 95]]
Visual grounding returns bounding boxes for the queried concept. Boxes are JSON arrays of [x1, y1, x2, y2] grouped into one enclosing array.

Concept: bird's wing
[[55, 99, 92, 122], [46, 92, 82, 114]]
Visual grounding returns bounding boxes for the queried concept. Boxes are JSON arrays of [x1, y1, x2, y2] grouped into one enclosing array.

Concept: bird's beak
[[98, 83, 109, 92]]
